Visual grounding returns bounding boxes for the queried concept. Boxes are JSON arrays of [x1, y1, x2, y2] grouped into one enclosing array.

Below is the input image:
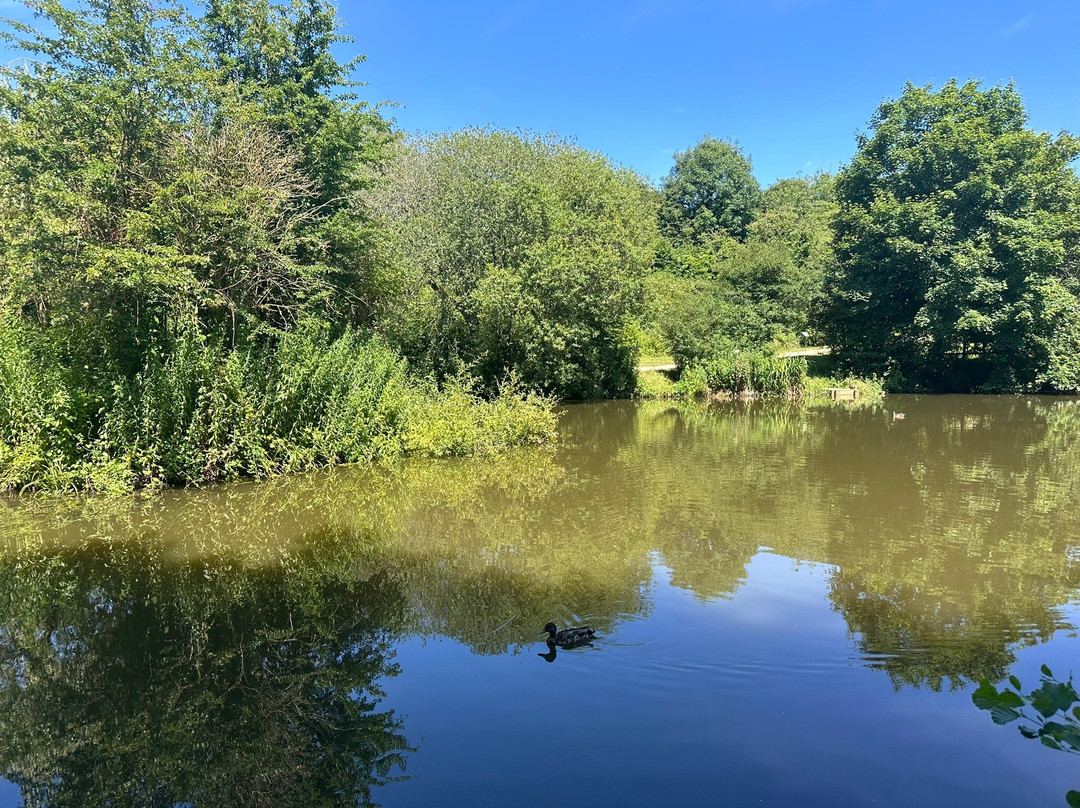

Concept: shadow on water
[[1, 396, 1080, 803]]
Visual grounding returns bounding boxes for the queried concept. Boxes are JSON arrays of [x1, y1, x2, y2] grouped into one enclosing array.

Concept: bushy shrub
[[368, 129, 658, 399], [635, 366, 710, 399], [803, 375, 885, 402], [0, 318, 555, 493]]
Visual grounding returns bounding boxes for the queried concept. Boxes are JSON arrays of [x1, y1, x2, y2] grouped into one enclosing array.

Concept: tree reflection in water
[[0, 537, 413, 807], [2, 397, 1080, 802]]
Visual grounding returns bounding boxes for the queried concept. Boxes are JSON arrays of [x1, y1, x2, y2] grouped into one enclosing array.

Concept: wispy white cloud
[[622, 0, 696, 31], [483, 3, 535, 39], [999, 14, 1034, 38]]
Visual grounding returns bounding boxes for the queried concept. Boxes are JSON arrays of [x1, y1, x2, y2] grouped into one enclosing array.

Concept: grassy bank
[[803, 375, 885, 402], [636, 351, 883, 402], [0, 323, 555, 495]]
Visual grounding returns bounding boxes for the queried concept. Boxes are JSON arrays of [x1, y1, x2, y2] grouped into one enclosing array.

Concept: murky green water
[[1, 396, 1079, 806]]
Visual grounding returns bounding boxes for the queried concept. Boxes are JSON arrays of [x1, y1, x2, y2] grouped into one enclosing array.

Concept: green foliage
[[974, 667, 1080, 805], [659, 136, 762, 242], [634, 366, 709, 399], [974, 667, 1080, 749], [803, 374, 885, 402], [655, 272, 775, 366], [636, 345, 809, 399], [0, 0, 555, 492], [0, 317, 555, 493], [199, 0, 393, 318], [0, 0, 391, 353], [369, 129, 658, 399], [650, 173, 835, 364], [694, 350, 807, 397], [399, 376, 556, 458], [824, 80, 1080, 392]]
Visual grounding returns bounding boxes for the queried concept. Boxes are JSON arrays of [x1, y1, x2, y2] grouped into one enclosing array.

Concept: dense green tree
[[650, 174, 834, 364], [751, 173, 837, 330], [369, 129, 658, 399], [658, 136, 762, 243], [823, 80, 1080, 392], [0, 0, 391, 356], [0, 0, 552, 493], [199, 0, 393, 324]]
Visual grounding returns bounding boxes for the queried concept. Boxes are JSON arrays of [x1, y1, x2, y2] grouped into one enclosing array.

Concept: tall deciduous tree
[[824, 80, 1080, 392], [369, 129, 658, 399], [659, 137, 762, 243], [0, 0, 391, 367]]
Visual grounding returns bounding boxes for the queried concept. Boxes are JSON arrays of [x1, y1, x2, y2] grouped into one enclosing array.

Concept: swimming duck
[[540, 622, 596, 647]]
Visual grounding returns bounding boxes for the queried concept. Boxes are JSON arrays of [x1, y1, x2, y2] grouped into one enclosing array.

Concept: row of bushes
[[0, 320, 555, 494]]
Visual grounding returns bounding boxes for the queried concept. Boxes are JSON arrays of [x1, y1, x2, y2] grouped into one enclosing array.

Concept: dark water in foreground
[[1, 396, 1079, 806]]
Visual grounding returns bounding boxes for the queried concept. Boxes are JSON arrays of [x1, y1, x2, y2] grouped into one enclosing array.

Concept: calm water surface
[[1, 396, 1079, 806]]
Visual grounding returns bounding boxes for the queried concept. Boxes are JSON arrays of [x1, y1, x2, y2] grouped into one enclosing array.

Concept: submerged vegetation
[[0, 0, 1077, 490]]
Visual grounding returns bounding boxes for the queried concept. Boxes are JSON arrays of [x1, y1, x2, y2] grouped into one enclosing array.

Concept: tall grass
[[803, 374, 885, 402], [0, 319, 556, 494], [636, 351, 806, 399], [698, 351, 807, 397]]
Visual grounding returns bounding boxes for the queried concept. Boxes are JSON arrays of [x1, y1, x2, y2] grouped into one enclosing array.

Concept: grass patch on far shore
[[804, 375, 885, 402], [637, 360, 884, 403]]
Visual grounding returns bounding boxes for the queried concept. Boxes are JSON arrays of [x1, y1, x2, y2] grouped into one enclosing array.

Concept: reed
[[698, 351, 808, 397]]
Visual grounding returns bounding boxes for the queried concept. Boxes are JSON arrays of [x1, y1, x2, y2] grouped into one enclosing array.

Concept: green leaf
[[1042, 664, 1054, 677], [1030, 682, 1078, 719], [972, 681, 1001, 709], [1009, 675, 1022, 691], [1065, 790, 1080, 808]]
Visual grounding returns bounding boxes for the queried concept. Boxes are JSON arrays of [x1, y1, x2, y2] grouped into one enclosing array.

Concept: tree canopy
[[369, 129, 658, 399], [0, 0, 553, 493], [823, 80, 1080, 392], [658, 137, 762, 243]]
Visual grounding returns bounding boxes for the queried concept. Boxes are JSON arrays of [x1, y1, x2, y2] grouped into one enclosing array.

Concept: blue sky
[[339, 0, 1080, 185], [3, 0, 1078, 185]]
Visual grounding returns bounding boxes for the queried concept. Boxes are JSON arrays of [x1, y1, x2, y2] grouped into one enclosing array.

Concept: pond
[[0, 396, 1078, 807]]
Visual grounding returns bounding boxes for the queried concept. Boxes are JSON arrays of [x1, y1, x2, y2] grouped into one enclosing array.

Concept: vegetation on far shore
[[636, 357, 884, 402], [1, 0, 1077, 492]]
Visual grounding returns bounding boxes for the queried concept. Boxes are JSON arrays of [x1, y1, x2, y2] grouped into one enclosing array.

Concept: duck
[[540, 622, 596, 647]]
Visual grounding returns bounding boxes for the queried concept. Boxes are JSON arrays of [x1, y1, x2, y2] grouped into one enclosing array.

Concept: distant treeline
[[1, 0, 1078, 491]]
